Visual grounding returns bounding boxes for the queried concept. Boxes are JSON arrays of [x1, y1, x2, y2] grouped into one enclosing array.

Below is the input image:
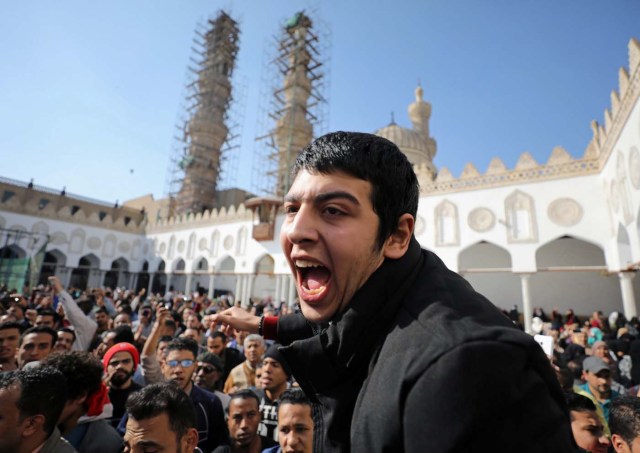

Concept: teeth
[[295, 259, 323, 268], [305, 286, 326, 295]]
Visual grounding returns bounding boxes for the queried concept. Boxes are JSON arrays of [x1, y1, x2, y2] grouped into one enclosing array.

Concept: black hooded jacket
[[275, 238, 577, 452]]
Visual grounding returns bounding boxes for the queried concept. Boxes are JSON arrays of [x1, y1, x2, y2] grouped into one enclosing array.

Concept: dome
[[375, 123, 430, 155]]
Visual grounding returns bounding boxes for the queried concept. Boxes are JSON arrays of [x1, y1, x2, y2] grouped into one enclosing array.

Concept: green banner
[[0, 257, 29, 293], [29, 241, 48, 290]]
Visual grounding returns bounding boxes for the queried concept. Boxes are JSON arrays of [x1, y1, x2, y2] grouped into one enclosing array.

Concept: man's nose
[[285, 206, 318, 244], [599, 434, 610, 446]]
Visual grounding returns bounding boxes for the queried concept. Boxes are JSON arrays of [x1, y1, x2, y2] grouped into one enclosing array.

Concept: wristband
[[262, 316, 278, 340], [258, 316, 265, 336]]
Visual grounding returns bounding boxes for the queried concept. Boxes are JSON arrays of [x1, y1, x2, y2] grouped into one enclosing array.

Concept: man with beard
[[102, 342, 142, 428], [577, 356, 620, 434], [162, 337, 228, 452]]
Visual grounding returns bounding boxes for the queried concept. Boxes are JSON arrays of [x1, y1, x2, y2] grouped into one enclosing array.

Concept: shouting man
[[213, 131, 576, 452]]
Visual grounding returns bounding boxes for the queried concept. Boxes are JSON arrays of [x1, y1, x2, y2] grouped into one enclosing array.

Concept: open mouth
[[296, 259, 331, 297]]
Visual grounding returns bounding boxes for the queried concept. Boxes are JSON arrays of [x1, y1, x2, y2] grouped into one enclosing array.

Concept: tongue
[[305, 267, 330, 290]]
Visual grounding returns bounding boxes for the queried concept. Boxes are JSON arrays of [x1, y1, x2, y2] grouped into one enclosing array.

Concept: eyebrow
[[284, 190, 360, 206]]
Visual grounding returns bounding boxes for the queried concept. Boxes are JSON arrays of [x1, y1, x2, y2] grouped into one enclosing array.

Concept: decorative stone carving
[[548, 198, 583, 227], [435, 168, 454, 182], [547, 146, 572, 165], [159, 243, 167, 254], [468, 208, 496, 232], [87, 237, 102, 250], [31, 221, 49, 236], [504, 190, 538, 243], [236, 227, 247, 255], [142, 243, 149, 256], [486, 158, 507, 175], [629, 146, 640, 189], [223, 235, 234, 251], [460, 163, 480, 180], [515, 152, 537, 170], [102, 235, 116, 258], [69, 229, 85, 254], [50, 232, 67, 245], [118, 242, 131, 253], [435, 200, 459, 246], [177, 240, 186, 253], [415, 215, 426, 236], [610, 181, 620, 213], [198, 238, 208, 251]]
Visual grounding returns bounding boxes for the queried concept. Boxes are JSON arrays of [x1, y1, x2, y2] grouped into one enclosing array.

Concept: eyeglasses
[[166, 359, 194, 368], [196, 365, 217, 374]]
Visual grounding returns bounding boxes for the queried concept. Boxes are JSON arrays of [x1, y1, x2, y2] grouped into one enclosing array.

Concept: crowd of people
[[3, 131, 640, 453], [0, 278, 309, 453], [524, 307, 640, 452]]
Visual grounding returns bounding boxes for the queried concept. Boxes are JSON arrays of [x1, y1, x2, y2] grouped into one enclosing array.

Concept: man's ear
[[611, 433, 629, 453], [181, 427, 199, 452], [383, 213, 414, 259], [20, 414, 45, 437]]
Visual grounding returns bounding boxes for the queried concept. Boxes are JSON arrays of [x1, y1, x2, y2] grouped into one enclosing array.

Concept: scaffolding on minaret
[[253, 10, 330, 197], [167, 11, 241, 217]]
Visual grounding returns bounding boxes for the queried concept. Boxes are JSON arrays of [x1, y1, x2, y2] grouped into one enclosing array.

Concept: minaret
[[174, 11, 239, 215], [408, 85, 438, 177], [273, 12, 315, 196]]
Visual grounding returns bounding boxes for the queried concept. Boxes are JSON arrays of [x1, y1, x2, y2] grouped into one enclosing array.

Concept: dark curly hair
[[126, 382, 196, 443], [0, 366, 67, 435], [41, 351, 103, 400], [292, 131, 419, 250]]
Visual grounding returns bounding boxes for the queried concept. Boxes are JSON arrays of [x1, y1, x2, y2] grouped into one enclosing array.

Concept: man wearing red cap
[[102, 342, 143, 429]]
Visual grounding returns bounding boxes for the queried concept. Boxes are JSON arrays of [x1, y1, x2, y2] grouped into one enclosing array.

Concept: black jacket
[[277, 238, 577, 452]]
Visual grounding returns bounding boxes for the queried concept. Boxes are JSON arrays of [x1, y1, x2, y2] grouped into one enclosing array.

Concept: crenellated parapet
[[416, 37, 640, 196], [0, 177, 146, 233], [585, 38, 640, 165], [146, 202, 253, 233], [415, 145, 600, 195]]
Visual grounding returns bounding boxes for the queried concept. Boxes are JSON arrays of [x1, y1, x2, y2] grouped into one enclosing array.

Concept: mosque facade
[[1, 38, 639, 333]]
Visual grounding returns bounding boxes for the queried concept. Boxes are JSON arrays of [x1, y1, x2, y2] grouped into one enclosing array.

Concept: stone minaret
[[175, 11, 239, 215], [408, 85, 438, 178], [273, 12, 315, 196]]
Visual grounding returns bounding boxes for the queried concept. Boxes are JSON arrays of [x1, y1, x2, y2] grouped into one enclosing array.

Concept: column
[[242, 275, 251, 308], [147, 272, 155, 296], [247, 274, 255, 304], [185, 273, 193, 296], [287, 275, 296, 307], [166, 274, 173, 293], [274, 274, 282, 305], [519, 273, 533, 335], [62, 267, 72, 289], [96, 270, 107, 288], [619, 271, 638, 319], [208, 274, 216, 299], [234, 275, 243, 306], [130, 273, 138, 290]]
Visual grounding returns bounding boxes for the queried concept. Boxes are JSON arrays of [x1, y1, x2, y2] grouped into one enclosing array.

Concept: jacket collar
[[281, 236, 423, 393]]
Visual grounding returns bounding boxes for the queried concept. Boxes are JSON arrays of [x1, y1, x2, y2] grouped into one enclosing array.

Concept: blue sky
[[1, 1, 638, 204]]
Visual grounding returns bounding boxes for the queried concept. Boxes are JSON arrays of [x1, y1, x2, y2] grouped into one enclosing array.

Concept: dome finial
[[415, 83, 424, 102], [390, 111, 396, 125]]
